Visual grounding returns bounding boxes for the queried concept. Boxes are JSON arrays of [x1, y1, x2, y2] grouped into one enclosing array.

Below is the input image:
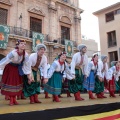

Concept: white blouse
[[87, 61, 98, 76], [71, 52, 88, 76], [29, 53, 48, 78], [97, 60, 108, 78], [47, 60, 74, 80], [106, 66, 120, 81], [0, 49, 31, 75]]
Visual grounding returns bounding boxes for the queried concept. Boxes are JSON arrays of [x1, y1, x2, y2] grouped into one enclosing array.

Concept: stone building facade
[[0, 0, 83, 63], [93, 2, 120, 64]]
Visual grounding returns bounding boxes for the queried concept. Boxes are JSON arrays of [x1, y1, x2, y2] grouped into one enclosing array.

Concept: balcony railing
[[53, 38, 77, 47], [9, 26, 31, 38], [4, 25, 77, 47], [9, 26, 49, 42]]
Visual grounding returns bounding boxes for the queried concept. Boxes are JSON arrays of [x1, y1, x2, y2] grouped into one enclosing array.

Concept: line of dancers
[[0, 39, 120, 106]]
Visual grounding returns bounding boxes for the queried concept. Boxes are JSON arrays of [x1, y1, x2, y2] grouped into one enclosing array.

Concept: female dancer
[[107, 61, 120, 97], [83, 53, 98, 99], [44, 52, 74, 102], [94, 55, 108, 98], [0, 40, 31, 106]]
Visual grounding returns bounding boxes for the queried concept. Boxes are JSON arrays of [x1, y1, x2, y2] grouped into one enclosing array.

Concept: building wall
[[96, 3, 120, 62], [82, 39, 98, 58], [0, 0, 82, 63]]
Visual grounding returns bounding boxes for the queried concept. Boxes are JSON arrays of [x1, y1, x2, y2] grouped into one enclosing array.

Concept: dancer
[[44, 52, 74, 102], [83, 53, 98, 99], [116, 76, 120, 96], [107, 61, 120, 97], [94, 55, 108, 98], [63, 61, 72, 97], [69, 44, 88, 101], [23, 44, 48, 104], [40, 63, 51, 98], [0, 40, 31, 106]]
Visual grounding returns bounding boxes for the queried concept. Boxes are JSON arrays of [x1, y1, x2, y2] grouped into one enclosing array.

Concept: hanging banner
[[32, 32, 44, 51], [0, 25, 10, 49], [65, 39, 74, 57]]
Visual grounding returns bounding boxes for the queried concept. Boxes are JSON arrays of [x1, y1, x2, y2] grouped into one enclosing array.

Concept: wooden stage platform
[[0, 93, 120, 115]]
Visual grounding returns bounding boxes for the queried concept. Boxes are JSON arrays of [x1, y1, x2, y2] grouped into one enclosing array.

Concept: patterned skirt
[[93, 76, 104, 94], [44, 72, 62, 95], [83, 71, 95, 91], [115, 77, 120, 91], [23, 70, 40, 97], [104, 77, 109, 90], [63, 78, 69, 91], [68, 69, 84, 93], [108, 76, 115, 92], [1, 63, 23, 96]]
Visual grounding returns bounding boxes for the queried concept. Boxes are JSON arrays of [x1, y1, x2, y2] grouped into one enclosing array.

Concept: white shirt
[[71, 52, 88, 76], [87, 61, 98, 76], [0, 49, 31, 75], [106, 66, 120, 81], [47, 60, 74, 80], [29, 53, 48, 78], [97, 60, 108, 78]]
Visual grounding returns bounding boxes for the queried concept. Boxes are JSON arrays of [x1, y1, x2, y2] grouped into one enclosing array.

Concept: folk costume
[[63, 71, 72, 97], [94, 55, 108, 98], [116, 76, 120, 96], [23, 44, 48, 104], [69, 44, 88, 101], [83, 53, 98, 99], [44, 52, 74, 102], [40, 63, 51, 98], [0, 40, 31, 105], [107, 61, 120, 97]]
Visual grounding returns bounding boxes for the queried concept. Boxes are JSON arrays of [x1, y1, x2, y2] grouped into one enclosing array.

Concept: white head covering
[[77, 44, 87, 51], [101, 55, 107, 61], [111, 61, 118, 67], [93, 53, 98, 57], [36, 44, 47, 52]]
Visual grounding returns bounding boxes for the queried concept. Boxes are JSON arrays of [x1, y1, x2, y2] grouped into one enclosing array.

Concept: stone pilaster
[[74, 9, 81, 45], [48, 0, 57, 41]]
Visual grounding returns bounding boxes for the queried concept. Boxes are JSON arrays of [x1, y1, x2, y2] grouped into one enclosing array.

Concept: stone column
[[16, 0, 25, 28], [74, 9, 81, 45], [48, 0, 57, 41]]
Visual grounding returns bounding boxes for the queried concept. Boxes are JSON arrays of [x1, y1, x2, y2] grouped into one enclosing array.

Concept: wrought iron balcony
[[54, 38, 77, 47], [2, 25, 77, 47], [9, 26, 49, 42], [9, 26, 31, 38]]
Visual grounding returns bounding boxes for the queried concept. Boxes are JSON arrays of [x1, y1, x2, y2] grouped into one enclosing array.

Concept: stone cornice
[[9, 34, 32, 42], [28, 7, 45, 16], [0, 0, 12, 6], [56, 0, 77, 10], [48, 4, 57, 12], [74, 16, 81, 20]]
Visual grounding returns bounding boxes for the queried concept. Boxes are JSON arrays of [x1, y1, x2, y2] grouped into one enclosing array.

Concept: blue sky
[[80, 0, 120, 49]]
